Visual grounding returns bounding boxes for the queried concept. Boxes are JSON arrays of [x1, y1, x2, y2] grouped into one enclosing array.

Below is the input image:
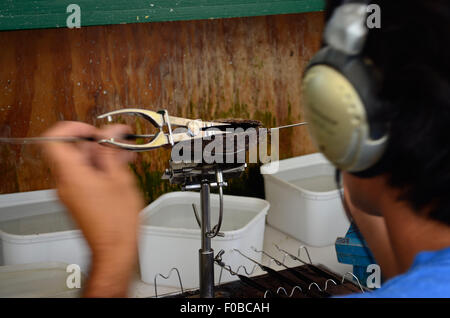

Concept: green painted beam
[[0, 0, 325, 31]]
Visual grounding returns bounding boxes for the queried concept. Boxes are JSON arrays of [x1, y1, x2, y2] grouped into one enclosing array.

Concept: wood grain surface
[[0, 12, 323, 194], [0, 0, 325, 31]]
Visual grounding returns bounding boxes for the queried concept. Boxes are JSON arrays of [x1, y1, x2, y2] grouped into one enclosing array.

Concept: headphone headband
[[325, 0, 370, 55]]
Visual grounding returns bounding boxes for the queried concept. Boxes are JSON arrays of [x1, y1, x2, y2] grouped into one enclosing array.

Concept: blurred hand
[[42, 121, 144, 297]]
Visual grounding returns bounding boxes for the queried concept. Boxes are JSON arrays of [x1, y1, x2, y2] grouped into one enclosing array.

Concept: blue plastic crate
[[335, 223, 377, 287]]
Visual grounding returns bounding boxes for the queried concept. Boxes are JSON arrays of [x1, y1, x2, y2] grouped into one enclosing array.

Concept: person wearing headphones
[[302, 0, 450, 297], [42, 0, 450, 297]]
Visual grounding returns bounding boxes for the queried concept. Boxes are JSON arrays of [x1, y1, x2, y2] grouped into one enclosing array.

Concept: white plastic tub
[[0, 190, 91, 272], [261, 153, 350, 247], [0, 262, 85, 298], [138, 192, 269, 289]]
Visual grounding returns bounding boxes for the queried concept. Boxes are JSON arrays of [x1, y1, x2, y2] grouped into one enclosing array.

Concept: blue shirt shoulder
[[343, 247, 450, 298]]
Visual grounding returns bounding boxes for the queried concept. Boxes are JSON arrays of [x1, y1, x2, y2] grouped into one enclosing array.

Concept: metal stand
[[191, 171, 225, 298], [163, 161, 246, 298], [199, 181, 214, 298]]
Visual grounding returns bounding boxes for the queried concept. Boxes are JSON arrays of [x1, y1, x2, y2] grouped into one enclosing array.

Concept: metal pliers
[[97, 108, 230, 151]]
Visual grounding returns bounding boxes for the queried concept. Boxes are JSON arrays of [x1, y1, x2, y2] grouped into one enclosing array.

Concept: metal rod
[[0, 122, 307, 145], [0, 134, 158, 145], [0, 136, 95, 144], [201, 182, 211, 252], [270, 122, 308, 130], [184, 181, 228, 191], [207, 170, 224, 238], [199, 181, 214, 298]]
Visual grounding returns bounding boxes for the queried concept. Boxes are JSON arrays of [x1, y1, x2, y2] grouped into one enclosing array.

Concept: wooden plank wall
[[0, 0, 325, 31], [0, 12, 324, 195]]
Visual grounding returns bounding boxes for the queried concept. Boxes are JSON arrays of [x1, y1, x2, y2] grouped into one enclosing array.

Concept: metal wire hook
[[232, 248, 268, 273], [276, 287, 288, 296], [288, 286, 303, 297], [263, 290, 273, 298], [273, 244, 313, 265], [308, 282, 323, 292], [251, 246, 285, 267], [206, 170, 225, 238], [265, 286, 303, 298], [297, 245, 313, 264], [281, 286, 303, 297], [191, 171, 225, 239], [153, 267, 184, 298], [236, 264, 258, 276], [342, 272, 365, 293], [217, 264, 258, 284], [324, 279, 338, 291]]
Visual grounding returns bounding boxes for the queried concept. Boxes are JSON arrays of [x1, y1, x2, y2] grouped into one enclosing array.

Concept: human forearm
[[42, 122, 144, 298], [84, 242, 138, 298]]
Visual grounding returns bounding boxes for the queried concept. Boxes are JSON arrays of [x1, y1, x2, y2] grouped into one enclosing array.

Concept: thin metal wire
[[192, 204, 201, 228], [153, 267, 184, 298], [236, 264, 258, 276], [232, 248, 263, 269], [308, 282, 323, 292], [278, 253, 290, 265], [274, 244, 312, 265], [216, 250, 240, 284], [288, 286, 303, 297], [246, 247, 332, 297], [266, 257, 284, 267], [342, 272, 365, 293], [0, 136, 93, 144], [217, 264, 258, 284], [264, 286, 303, 298], [274, 244, 365, 294], [276, 287, 288, 296], [222, 265, 237, 276], [235, 248, 366, 296], [297, 245, 313, 264], [271, 122, 308, 130], [263, 290, 273, 298], [251, 246, 286, 267], [206, 170, 224, 238], [0, 134, 157, 144], [218, 266, 224, 285], [324, 279, 338, 291]]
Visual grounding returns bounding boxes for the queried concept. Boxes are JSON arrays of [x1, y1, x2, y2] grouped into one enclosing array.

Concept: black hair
[[326, 0, 450, 224]]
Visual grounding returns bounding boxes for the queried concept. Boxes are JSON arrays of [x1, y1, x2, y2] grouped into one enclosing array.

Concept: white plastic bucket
[[138, 192, 269, 289], [261, 153, 350, 247], [0, 262, 84, 298], [0, 190, 91, 272]]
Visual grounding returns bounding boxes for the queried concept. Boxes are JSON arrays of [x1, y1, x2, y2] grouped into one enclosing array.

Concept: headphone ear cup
[[302, 47, 388, 173]]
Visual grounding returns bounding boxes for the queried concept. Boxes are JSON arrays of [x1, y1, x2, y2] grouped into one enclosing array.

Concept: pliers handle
[[97, 108, 229, 152]]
